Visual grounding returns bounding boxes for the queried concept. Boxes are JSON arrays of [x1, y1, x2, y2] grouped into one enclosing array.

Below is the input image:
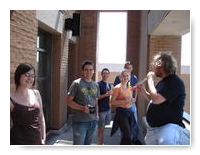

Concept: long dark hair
[[14, 63, 35, 90]]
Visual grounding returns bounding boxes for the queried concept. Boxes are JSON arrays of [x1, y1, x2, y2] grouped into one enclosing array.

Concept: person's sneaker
[[132, 139, 142, 145]]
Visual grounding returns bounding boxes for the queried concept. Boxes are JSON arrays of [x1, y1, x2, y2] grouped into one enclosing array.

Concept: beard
[[155, 71, 163, 78]]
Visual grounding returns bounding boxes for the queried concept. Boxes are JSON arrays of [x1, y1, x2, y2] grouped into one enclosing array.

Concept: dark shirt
[[97, 81, 111, 112], [146, 74, 186, 128], [114, 74, 138, 97], [10, 98, 42, 145]]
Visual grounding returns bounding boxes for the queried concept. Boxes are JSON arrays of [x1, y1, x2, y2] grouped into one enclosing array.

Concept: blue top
[[97, 81, 111, 112], [113, 74, 138, 97]]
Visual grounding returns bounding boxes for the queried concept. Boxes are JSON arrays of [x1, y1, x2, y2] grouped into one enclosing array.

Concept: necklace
[[121, 83, 127, 89]]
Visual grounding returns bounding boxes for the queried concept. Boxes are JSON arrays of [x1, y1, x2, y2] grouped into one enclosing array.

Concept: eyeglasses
[[102, 72, 110, 75], [24, 73, 36, 78]]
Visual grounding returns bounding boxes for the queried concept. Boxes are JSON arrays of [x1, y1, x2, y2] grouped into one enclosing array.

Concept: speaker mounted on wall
[[65, 13, 80, 36]]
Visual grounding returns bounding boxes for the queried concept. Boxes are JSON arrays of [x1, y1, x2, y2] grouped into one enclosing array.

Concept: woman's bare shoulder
[[33, 89, 41, 95], [114, 83, 121, 89]]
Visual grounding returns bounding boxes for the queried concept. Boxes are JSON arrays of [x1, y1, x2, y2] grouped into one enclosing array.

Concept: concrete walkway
[[45, 118, 122, 145]]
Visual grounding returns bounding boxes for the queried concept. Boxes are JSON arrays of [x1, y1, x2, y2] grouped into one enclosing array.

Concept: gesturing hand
[[136, 83, 145, 92], [146, 71, 155, 80]]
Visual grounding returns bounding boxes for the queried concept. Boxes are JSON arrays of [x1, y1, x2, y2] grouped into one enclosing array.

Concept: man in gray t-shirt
[[68, 78, 99, 122], [67, 60, 100, 145]]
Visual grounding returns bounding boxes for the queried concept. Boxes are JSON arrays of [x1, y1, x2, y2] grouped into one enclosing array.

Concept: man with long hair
[[138, 52, 190, 145]]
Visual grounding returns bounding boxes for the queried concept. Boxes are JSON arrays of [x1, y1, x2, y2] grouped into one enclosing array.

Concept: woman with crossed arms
[[110, 69, 137, 145]]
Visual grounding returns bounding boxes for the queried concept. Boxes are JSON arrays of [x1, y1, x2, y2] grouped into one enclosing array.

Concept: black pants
[[111, 107, 137, 145], [118, 113, 132, 145]]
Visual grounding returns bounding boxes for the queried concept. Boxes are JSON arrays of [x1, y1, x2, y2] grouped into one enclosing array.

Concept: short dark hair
[[101, 68, 110, 74], [14, 62, 35, 89], [124, 61, 132, 68], [81, 60, 94, 70]]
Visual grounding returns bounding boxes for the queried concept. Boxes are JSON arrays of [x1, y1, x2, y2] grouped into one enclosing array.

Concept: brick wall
[[70, 10, 98, 81], [148, 35, 182, 74], [51, 11, 75, 129], [180, 74, 190, 114], [126, 10, 141, 76], [10, 10, 38, 92], [148, 35, 182, 84]]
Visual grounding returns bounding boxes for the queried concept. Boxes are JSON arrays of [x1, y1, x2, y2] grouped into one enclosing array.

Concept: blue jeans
[[145, 123, 190, 145], [131, 103, 138, 122], [72, 120, 97, 145], [130, 103, 139, 140]]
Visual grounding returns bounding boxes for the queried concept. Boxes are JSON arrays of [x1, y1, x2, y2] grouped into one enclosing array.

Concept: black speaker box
[[65, 18, 73, 30], [65, 13, 80, 36], [72, 13, 80, 36]]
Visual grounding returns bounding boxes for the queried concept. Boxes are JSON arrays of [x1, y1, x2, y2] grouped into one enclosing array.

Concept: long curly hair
[[152, 52, 177, 74]]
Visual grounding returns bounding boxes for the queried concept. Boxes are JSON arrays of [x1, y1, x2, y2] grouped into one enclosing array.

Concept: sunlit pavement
[[45, 119, 122, 145]]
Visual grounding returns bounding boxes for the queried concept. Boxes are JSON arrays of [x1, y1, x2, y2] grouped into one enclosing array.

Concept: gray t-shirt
[[68, 78, 100, 122]]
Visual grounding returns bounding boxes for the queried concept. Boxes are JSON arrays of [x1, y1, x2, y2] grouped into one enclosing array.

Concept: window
[[181, 32, 191, 74], [37, 29, 52, 131]]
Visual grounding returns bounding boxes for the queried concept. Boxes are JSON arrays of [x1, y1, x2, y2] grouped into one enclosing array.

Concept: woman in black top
[[10, 63, 46, 145]]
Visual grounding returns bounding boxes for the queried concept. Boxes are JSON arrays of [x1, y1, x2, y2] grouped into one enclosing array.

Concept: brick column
[[75, 10, 98, 80], [126, 10, 141, 76]]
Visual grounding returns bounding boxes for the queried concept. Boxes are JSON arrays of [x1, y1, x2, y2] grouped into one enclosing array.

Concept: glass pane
[[37, 52, 48, 77], [37, 36, 40, 48]]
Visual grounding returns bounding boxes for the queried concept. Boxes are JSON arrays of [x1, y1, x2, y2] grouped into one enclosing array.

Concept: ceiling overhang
[[152, 10, 190, 36]]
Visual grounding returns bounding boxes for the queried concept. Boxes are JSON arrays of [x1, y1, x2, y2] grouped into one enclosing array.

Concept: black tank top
[[10, 97, 42, 145]]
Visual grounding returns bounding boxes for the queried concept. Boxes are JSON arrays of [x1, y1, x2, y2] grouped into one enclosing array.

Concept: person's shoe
[[132, 139, 142, 145]]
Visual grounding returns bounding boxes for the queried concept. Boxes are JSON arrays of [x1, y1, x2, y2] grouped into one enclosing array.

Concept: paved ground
[[45, 114, 190, 145], [45, 118, 122, 145]]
